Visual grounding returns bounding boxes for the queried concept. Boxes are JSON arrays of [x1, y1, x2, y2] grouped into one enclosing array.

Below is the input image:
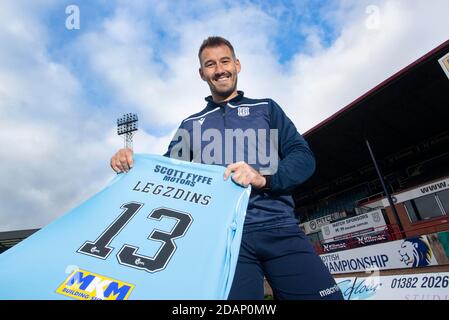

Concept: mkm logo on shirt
[[56, 268, 134, 300]]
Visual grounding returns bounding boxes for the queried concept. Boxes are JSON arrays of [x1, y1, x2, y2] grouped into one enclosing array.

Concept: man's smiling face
[[199, 44, 241, 102]]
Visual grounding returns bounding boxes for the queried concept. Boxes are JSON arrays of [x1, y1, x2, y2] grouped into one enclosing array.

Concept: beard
[[209, 76, 238, 100]]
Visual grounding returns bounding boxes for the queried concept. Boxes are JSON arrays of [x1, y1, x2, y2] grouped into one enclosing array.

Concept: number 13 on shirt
[[77, 202, 193, 273]]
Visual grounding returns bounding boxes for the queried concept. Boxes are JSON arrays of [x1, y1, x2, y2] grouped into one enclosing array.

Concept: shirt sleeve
[[266, 99, 316, 193]]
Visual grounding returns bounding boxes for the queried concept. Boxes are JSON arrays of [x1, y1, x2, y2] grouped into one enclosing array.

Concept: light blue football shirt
[[0, 154, 250, 300]]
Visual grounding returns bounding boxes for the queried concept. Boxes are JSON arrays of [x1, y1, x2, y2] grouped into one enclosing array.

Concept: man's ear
[[199, 67, 206, 81], [235, 59, 241, 74]]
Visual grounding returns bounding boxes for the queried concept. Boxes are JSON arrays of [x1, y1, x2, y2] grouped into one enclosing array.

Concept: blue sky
[[0, 0, 448, 231], [42, 0, 344, 134]]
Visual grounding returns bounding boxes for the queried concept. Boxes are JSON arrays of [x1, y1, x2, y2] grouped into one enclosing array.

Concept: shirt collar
[[205, 90, 244, 108]]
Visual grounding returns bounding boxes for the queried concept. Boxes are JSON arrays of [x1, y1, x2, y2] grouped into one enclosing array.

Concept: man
[[111, 36, 343, 300]]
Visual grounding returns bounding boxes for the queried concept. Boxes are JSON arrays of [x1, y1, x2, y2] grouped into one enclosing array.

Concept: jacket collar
[[205, 90, 244, 108]]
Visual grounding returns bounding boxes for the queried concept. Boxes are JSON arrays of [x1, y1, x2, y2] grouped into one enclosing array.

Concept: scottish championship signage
[[321, 235, 438, 274], [0, 154, 250, 300]]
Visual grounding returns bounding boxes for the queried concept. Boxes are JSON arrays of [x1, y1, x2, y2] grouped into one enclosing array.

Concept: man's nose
[[215, 62, 226, 74]]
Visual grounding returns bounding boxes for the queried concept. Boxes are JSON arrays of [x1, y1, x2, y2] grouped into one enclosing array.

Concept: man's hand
[[110, 148, 134, 173], [223, 161, 266, 188]]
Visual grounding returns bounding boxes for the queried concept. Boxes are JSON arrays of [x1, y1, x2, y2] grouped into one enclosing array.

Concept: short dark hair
[[198, 36, 236, 63]]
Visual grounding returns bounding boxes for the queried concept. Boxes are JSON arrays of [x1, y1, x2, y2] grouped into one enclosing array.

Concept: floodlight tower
[[117, 113, 138, 149]]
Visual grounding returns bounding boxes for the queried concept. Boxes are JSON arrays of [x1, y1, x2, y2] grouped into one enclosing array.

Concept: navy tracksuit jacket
[[164, 91, 316, 232], [164, 91, 343, 300]]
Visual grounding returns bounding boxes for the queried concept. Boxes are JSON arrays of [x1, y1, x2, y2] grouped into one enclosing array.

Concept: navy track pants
[[228, 225, 344, 300]]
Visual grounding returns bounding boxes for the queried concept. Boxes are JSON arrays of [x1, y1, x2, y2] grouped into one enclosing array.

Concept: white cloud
[[0, 1, 167, 231], [77, 2, 280, 131], [77, 0, 449, 134], [276, 0, 449, 131]]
